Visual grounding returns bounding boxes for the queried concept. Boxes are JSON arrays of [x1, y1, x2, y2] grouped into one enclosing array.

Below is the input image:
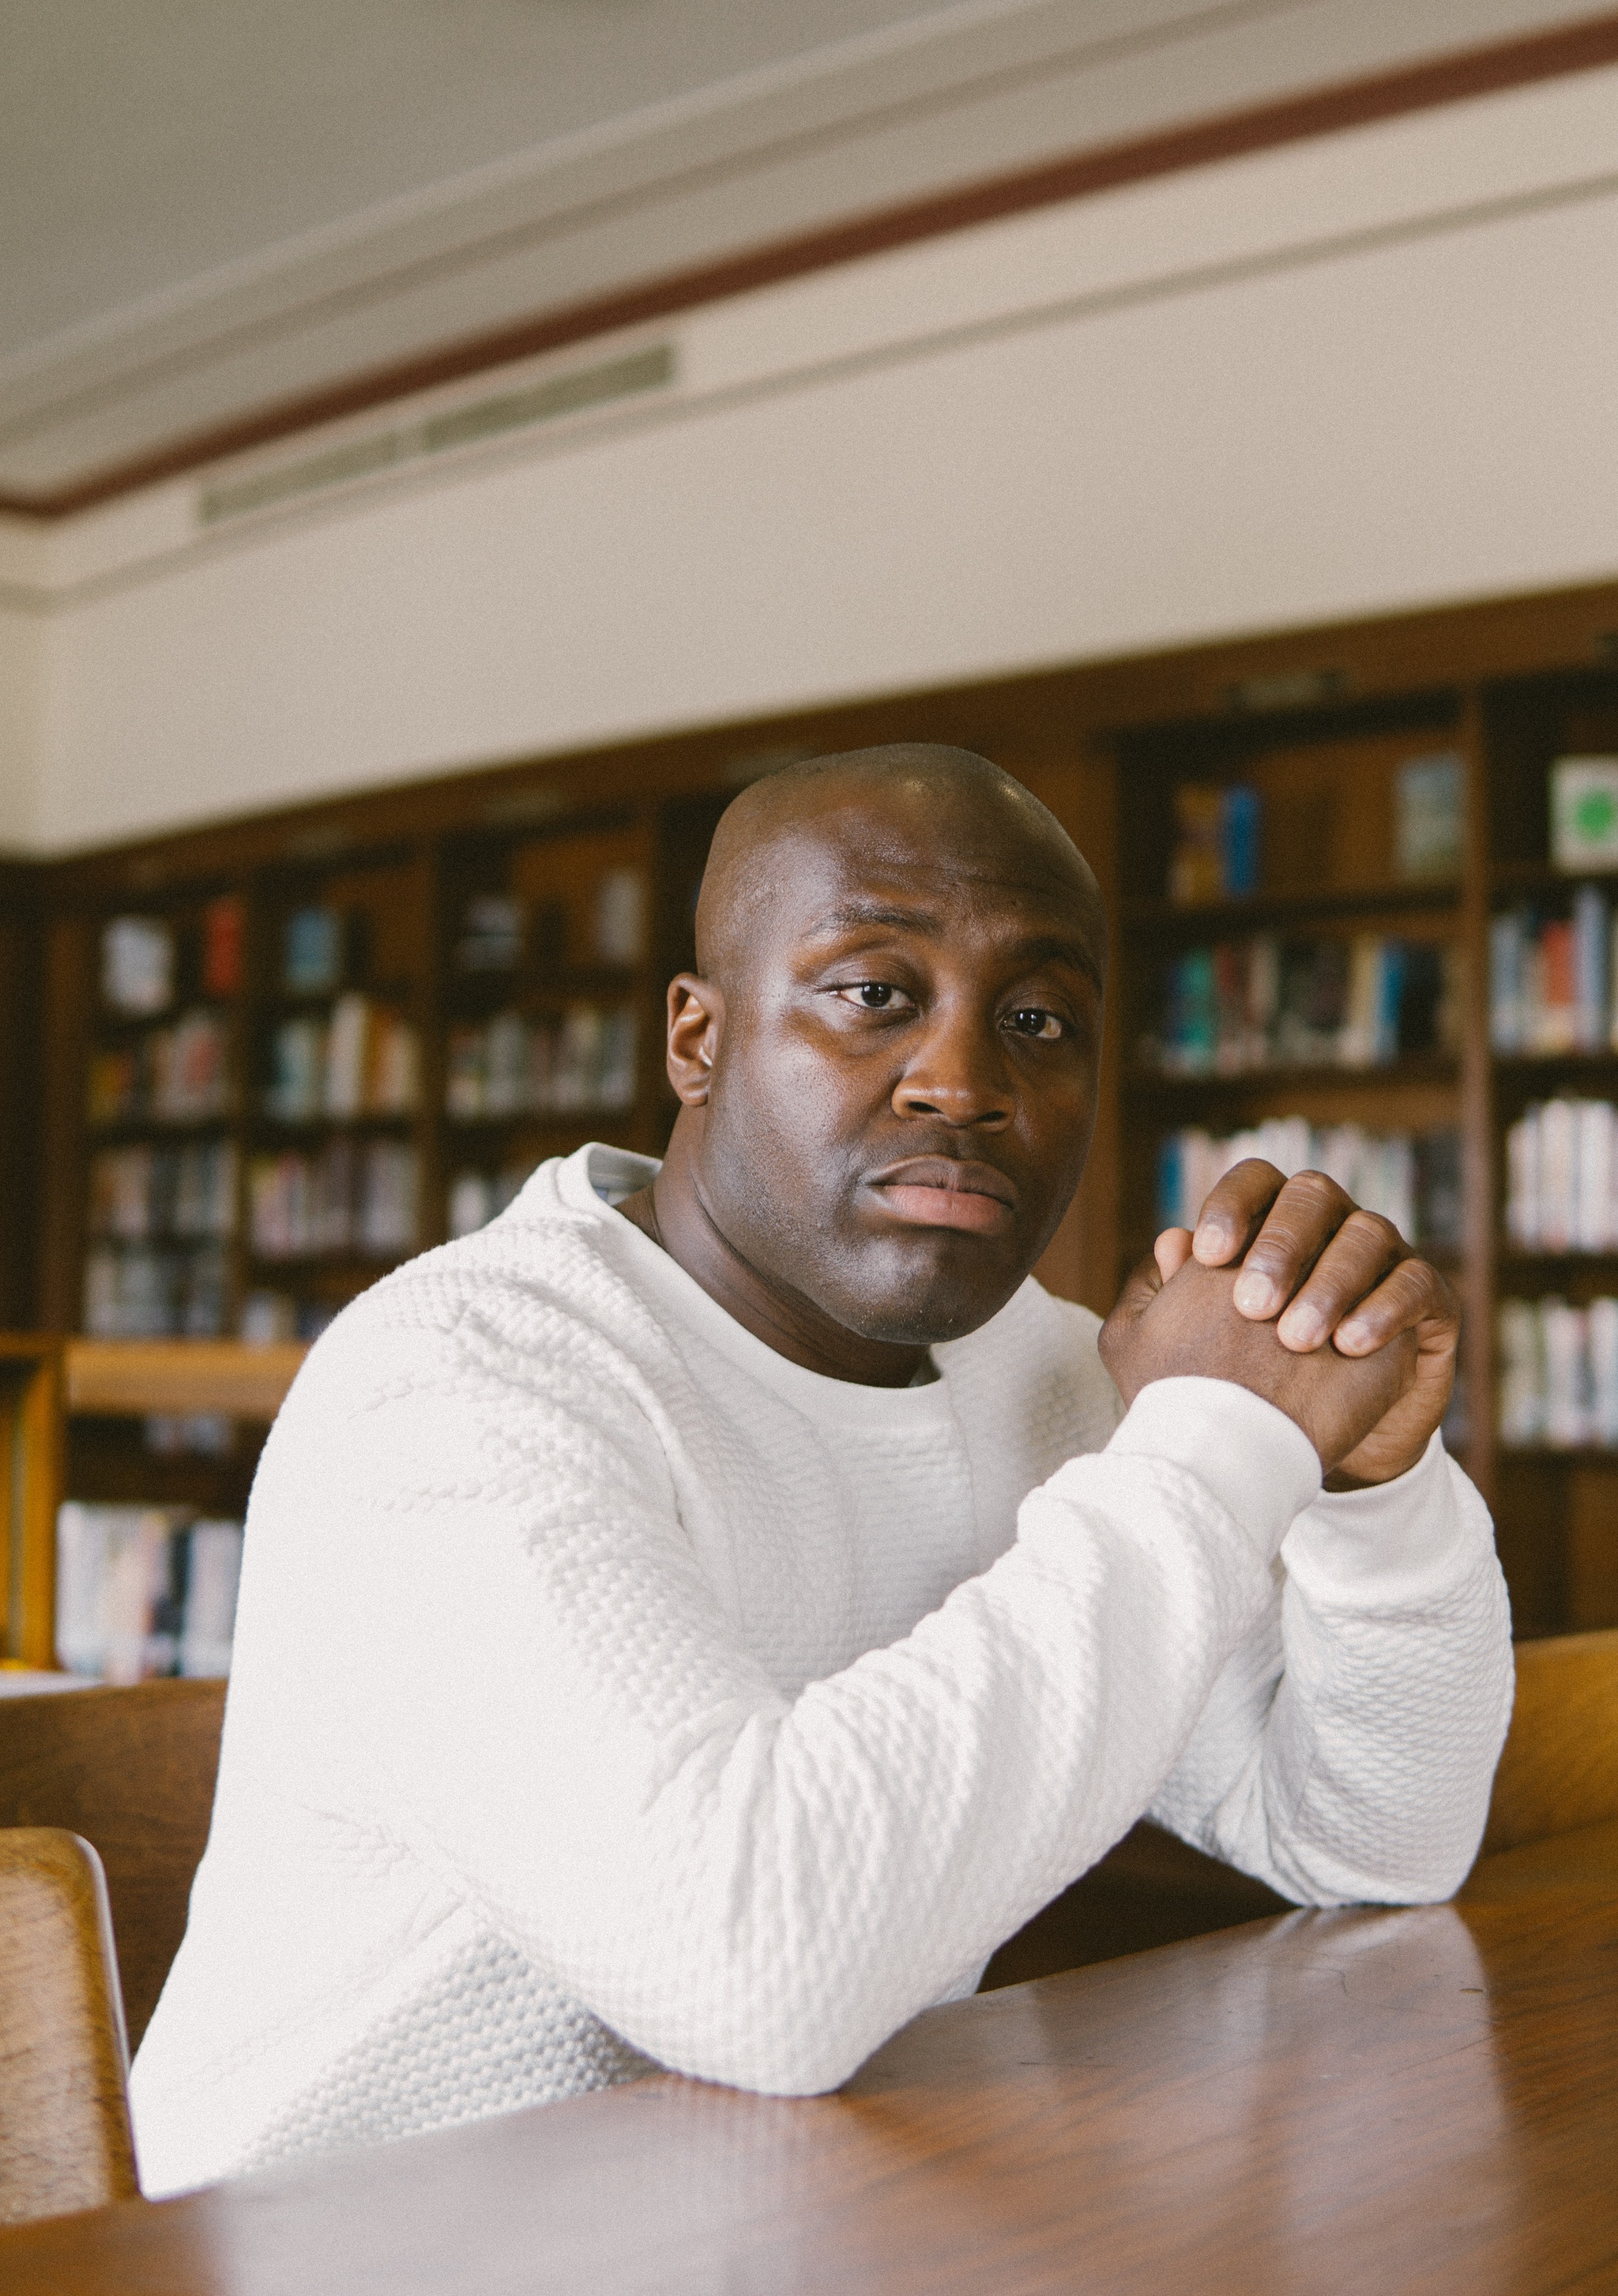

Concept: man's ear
[[665, 973, 722, 1105]]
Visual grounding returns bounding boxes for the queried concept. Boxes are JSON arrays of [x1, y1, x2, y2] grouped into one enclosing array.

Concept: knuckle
[[1344, 1207, 1402, 1255], [1287, 1169, 1351, 1215]]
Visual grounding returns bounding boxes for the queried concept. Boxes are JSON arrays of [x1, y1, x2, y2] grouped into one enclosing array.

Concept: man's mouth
[[867, 1158, 1018, 1236]]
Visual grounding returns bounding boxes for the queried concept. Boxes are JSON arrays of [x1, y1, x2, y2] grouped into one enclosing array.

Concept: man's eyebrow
[[812, 901, 940, 935]]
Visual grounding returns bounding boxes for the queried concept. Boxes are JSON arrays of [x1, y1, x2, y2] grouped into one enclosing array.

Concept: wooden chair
[[1461, 1628, 1618, 1899], [0, 1827, 139, 2224], [992, 1629, 1618, 1985], [0, 1679, 227, 2050]]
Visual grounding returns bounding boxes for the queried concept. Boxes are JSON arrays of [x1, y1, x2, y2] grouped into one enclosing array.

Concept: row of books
[[88, 1007, 231, 1126], [1498, 1296, 1618, 1449], [239, 1289, 338, 1346], [447, 1164, 530, 1239], [248, 1141, 420, 1259], [1504, 1099, 1618, 1252], [1163, 754, 1463, 908], [1489, 887, 1618, 1054], [1167, 785, 1261, 904], [454, 871, 646, 973], [446, 1004, 638, 1120], [55, 1506, 243, 1683], [82, 1243, 228, 1338], [1155, 1120, 1462, 1246], [265, 996, 420, 1121], [100, 901, 243, 1016], [88, 1140, 236, 1242], [1145, 936, 1458, 1075]]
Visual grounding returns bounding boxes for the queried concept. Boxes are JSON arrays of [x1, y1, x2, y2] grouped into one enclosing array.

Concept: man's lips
[[868, 1159, 1018, 1235]]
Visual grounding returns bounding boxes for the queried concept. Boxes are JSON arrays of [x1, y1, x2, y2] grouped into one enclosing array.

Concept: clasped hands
[[1098, 1160, 1460, 1487]]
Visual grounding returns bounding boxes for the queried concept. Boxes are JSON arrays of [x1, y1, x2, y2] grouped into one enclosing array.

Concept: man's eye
[[1007, 1007, 1067, 1041], [835, 983, 911, 1011]]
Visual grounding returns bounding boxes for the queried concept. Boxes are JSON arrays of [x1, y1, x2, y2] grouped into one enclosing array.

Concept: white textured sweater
[[130, 1142, 1513, 2197]]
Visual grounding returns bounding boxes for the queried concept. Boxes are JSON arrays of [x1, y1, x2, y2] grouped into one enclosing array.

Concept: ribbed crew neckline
[[547, 1142, 966, 1428]]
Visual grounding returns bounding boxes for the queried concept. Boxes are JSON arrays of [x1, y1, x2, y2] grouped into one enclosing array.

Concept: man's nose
[[892, 1014, 1011, 1127]]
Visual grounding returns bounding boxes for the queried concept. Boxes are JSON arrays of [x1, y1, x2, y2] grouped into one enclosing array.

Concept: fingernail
[[1279, 1304, 1326, 1350], [1233, 1271, 1276, 1316], [1337, 1319, 1372, 1353], [1195, 1219, 1233, 1259]]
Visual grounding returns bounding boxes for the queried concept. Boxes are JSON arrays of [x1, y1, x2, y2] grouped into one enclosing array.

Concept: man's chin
[[829, 1255, 1027, 1349]]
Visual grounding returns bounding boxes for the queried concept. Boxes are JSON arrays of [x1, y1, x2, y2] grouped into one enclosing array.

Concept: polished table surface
[[1, 1888, 1613, 2295]]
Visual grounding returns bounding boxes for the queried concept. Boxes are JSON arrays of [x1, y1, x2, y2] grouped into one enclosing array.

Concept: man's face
[[690, 790, 1105, 1346]]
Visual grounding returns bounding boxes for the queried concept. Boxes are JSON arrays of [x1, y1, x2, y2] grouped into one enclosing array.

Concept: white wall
[[11, 61, 1618, 855], [0, 518, 46, 849]]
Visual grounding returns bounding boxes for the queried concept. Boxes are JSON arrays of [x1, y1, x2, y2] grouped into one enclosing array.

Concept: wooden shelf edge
[[1123, 882, 1462, 930], [64, 1339, 307, 1421]]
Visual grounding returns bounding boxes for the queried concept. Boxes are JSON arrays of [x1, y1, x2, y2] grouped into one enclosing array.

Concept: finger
[[1154, 1227, 1194, 1282], [1333, 1256, 1458, 1357], [1229, 1169, 1356, 1320], [1273, 1210, 1405, 1350], [1191, 1159, 1287, 1266], [1097, 1250, 1166, 1379]]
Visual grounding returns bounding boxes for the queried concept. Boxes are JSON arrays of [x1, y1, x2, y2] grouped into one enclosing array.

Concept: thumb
[[1154, 1225, 1194, 1283]]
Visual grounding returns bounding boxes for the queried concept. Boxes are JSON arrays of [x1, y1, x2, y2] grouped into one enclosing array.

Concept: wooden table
[[1, 1889, 1613, 2294]]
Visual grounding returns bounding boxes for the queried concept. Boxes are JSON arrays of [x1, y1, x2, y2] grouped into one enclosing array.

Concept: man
[[131, 746, 1511, 2195]]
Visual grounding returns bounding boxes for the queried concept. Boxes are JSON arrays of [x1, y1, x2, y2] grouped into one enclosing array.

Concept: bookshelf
[[21, 577, 1618, 1644]]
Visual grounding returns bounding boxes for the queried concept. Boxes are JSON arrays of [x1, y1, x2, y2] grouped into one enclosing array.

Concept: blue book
[[283, 906, 343, 994], [1375, 939, 1407, 1063], [1165, 949, 1217, 1073], [1219, 786, 1262, 897], [1157, 1133, 1184, 1229], [1490, 910, 1527, 1051], [1572, 883, 1609, 1052]]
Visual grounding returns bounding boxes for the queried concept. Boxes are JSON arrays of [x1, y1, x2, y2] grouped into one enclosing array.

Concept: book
[[1542, 1298, 1590, 1447], [1497, 1301, 1545, 1446], [1503, 1099, 1618, 1252], [323, 993, 370, 1119], [447, 1164, 531, 1239], [249, 1141, 419, 1260], [201, 895, 245, 998], [266, 1017, 325, 1120], [1490, 912, 1528, 1052], [1394, 754, 1464, 879], [283, 906, 344, 994], [1168, 786, 1224, 906], [1551, 757, 1618, 870], [456, 894, 524, 973], [1491, 891, 1618, 1052], [101, 917, 174, 1015], [442, 1003, 640, 1117], [593, 869, 647, 964], [1156, 1118, 1451, 1240], [55, 1506, 243, 1682]]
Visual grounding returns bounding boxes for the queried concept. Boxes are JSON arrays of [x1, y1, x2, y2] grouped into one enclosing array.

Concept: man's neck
[[615, 1131, 929, 1389]]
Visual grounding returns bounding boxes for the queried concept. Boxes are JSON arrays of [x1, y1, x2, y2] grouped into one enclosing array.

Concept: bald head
[[694, 744, 1104, 991]]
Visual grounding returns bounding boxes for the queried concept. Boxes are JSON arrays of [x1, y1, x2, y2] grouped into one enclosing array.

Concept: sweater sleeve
[[267, 1316, 1319, 2100], [1148, 1428, 1515, 1904]]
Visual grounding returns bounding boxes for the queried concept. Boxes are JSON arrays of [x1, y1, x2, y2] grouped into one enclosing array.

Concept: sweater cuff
[[1282, 1430, 1466, 1598], [1105, 1376, 1323, 1564]]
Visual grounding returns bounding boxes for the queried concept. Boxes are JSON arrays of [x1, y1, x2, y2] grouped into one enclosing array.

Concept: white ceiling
[[2, 0, 1609, 506]]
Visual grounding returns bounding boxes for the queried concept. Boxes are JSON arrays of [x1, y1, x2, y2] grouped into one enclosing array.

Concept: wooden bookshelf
[[18, 575, 1618, 1636]]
